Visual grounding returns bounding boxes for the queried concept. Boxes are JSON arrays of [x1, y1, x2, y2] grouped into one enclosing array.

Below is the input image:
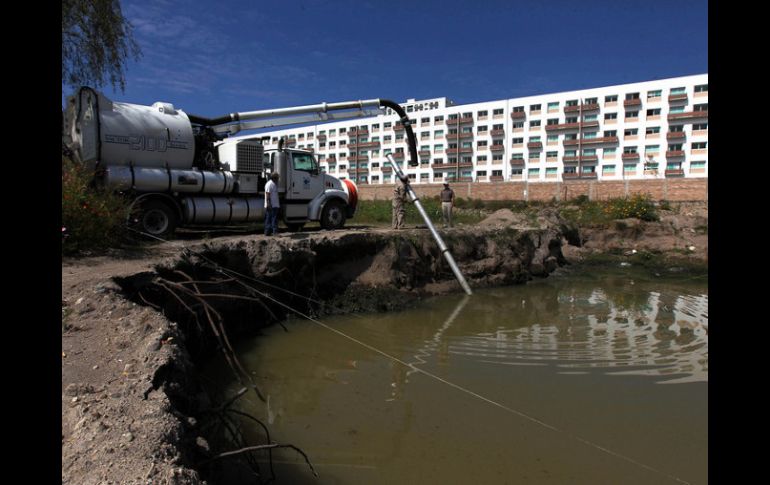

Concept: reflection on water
[[203, 266, 707, 485], [447, 288, 708, 385]]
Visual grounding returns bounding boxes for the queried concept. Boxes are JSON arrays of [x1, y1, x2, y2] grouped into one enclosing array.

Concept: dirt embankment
[[61, 220, 568, 484], [61, 204, 707, 484]]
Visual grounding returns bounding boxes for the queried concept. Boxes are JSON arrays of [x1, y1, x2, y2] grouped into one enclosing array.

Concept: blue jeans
[[264, 207, 280, 235]]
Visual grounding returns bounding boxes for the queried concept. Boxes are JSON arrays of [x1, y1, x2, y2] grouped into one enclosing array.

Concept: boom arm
[[189, 98, 419, 167]]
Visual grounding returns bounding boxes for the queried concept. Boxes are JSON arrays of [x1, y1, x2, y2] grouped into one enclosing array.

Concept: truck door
[[287, 152, 323, 201]]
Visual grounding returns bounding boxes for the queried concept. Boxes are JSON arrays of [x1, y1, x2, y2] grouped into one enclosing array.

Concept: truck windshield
[[293, 153, 317, 173]]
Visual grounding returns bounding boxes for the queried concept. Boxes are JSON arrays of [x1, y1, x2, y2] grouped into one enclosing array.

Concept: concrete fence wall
[[357, 178, 708, 202]]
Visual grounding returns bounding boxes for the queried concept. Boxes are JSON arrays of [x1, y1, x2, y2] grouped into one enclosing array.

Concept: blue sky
[[73, 0, 708, 119]]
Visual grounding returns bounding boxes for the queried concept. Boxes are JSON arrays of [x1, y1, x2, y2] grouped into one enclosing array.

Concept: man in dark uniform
[[440, 182, 455, 228]]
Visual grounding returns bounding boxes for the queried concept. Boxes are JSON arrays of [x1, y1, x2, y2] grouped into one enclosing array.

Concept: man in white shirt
[[264, 172, 280, 236]]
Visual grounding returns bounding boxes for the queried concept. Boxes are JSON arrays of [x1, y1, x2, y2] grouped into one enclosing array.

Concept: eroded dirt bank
[[62, 220, 569, 484]]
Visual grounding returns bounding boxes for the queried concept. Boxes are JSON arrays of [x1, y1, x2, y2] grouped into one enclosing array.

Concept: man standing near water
[[264, 172, 280, 236], [392, 177, 407, 229], [440, 182, 455, 228]]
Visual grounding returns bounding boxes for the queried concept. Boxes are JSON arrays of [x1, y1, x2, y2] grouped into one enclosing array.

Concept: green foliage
[[62, 0, 141, 92], [605, 194, 659, 221], [62, 156, 130, 254]]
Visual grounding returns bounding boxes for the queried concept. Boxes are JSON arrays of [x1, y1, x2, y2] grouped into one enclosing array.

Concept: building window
[[692, 142, 707, 149], [624, 128, 638, 136], [493, 108, 504, 115], [513, 121, 524, 129], [604, 130, 617, 137], [693, 123, 708, 130], [547, 118, 559, 125], [604, 113, 617, 120], [547, 134, 559, 142], [477, 125, 488, 133], [492, 170, 502, 177], [694, 84, 708, 93], [647, 90, 662, 99], [625, 93, 640, 100], [646, 127, 660, 134], [645, 145, 660, 154], [690, 161, 706, 169], [512, 106, 524, 113], [528, 168, 540, 177], [530, 104, 541, 112], [605, 95, 618, 102], [671, 86, 686, 94], [477, 110, 488, 117], [529, 120, 541, 127], [547, 102, 559, 110], [477, 155, 488, 162], [604, 148, 617, 156], [646, 108, 661, 116], [694, 103, 708, 112], [492, 154, 503, 161], [625, 111, 639, 119], [546, 167, 557, 175], [566, 100, 578, 107], [512, 137, 523, 144], [511, 168, 523, 175], [584, 114, 598, 121], [434, 115, 444, 122]]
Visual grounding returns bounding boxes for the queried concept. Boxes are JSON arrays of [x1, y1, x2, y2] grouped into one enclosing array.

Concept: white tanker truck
[[62, 87, 420, 237]]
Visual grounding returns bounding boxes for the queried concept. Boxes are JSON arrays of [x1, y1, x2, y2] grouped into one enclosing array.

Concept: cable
[[126, 227, 692, 484]]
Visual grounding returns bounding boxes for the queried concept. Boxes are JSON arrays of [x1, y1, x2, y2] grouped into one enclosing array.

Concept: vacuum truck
[[62, 87, 419, 237]]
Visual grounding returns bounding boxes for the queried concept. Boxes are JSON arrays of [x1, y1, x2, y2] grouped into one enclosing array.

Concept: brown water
[[203, 266, 707, 484]]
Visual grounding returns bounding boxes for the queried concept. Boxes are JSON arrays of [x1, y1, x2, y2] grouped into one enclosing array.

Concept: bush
[[605, 194, 659, 221], [62, 155, 130, 254]]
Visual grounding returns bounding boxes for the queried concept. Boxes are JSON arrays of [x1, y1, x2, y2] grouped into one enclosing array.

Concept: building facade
[[255, 74, 707, 185]]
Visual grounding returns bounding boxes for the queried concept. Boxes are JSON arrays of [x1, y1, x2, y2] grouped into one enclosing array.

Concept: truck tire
[[137, 200, 178, 237], [321, 200, 346, 230]]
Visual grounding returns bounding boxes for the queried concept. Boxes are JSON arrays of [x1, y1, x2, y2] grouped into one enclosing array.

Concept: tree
[[62, 0, 141, 92]]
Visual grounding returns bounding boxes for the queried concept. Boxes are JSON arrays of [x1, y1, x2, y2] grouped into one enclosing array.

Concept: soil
[[61, 203, 707, 484]]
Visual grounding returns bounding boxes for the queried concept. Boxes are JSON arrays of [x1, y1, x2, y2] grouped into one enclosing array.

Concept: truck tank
[[63, 87, 196, 171]]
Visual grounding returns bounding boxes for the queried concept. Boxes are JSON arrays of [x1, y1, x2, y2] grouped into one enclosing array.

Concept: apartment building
[[255, 74, 708, 185]]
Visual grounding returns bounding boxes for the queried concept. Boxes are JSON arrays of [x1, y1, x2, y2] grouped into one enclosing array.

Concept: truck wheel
[[138, 200, 178, 237], [321, 200, 346, 230]]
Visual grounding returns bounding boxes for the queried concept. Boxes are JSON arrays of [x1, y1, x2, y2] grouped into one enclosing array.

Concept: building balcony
[[418, 150, 431, 157], [564, 103, 600, 113], [563, 155, 598, 163], [490, 144, 505, 152], [563, 136, 619, 146], [545, 121, 599, 131], [668, 110, 708, 121], [446, 116, 474, 125], [509, 158, 525, 166], [348, 129, 369, 137], [668, 93, 688, 103], [284, 139, 297, 146], [510, 111, 526, 120], [394, 124, 405, 131], [446, 131, 474, 139], [458, 176, 473, 182], [391, 151, 405, 159], [665, 150, 685, 158], [562, 172, 579, 179], [490, 175, 504, 182], [381, 165, 392, 172], [445, 147, 474, 155], [666, 131, 686, 140], [348, 155, 369, 162], [623, 98, 642, 107], [349, 167, 369, 173], [621, 152, 640, 160], [353, 141, 380, 149], [490, 129, 506, 137], [580, 172, 598, 179], [665, 169, 685, 177], [317, 134, 327, 141], [527, 142, 543, 150]]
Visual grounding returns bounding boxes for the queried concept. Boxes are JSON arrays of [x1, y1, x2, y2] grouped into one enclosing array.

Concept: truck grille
[[236, 141, 264, 172]]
